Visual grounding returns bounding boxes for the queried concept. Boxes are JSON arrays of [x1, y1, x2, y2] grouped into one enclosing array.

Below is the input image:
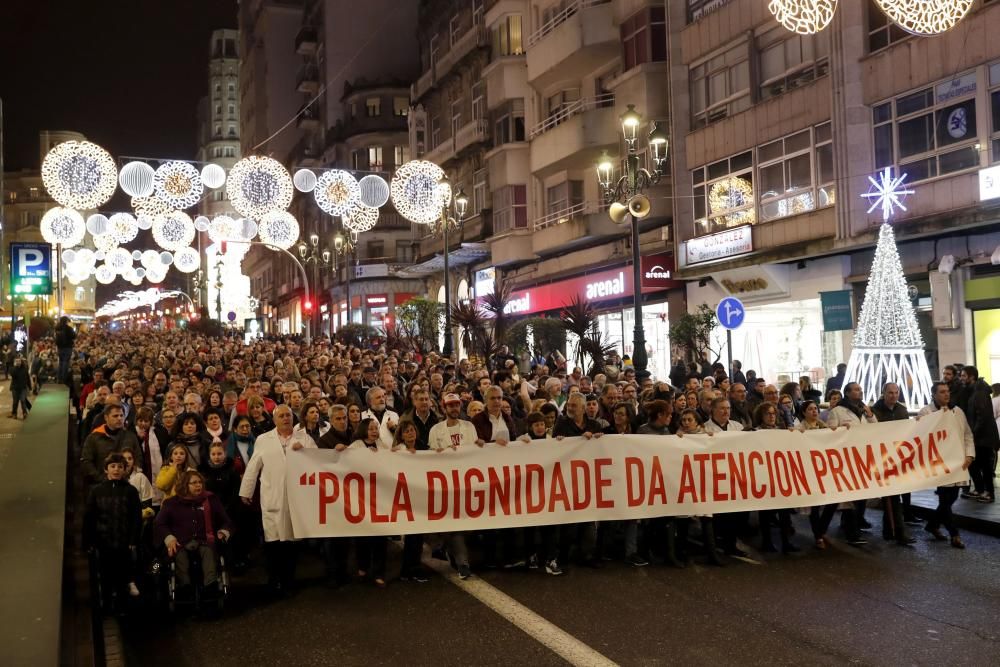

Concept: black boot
[[702, 519, 725, 566], [663, 520, 684, 568]]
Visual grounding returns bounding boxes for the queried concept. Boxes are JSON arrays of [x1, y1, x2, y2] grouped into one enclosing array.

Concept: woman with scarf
[[224, 414, 258, 571], [247, 395, 274, 437], [294, 399, 329, 445], [168, 411, 213, 469], [203, 407, 228, 445]]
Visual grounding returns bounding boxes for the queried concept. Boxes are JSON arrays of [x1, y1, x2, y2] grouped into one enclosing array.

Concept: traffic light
[[304, 300, 313, 316]]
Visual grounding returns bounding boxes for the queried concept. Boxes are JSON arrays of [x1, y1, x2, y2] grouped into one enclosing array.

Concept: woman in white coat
[[239, 404, 316, 596]]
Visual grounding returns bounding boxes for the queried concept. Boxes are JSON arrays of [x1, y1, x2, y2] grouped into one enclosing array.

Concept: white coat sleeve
[[239, 444, 265, 499]]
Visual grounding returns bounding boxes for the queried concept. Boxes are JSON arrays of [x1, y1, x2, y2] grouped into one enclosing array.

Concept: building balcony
[[296, 65, 319, 94], [422, 136, 455, 166], [412, 67, 435, 102], [489, 228, 534, 267], [528, 94, 616, 176], [531, 201, 621, 257], [486, 142, 529, 189], [435, 25, 489, 82], [526, 0, 617, 91], [484, 56, 529, 110], [454, 118, 490, 154], [295, 26, 318, 55], [296, 103, 321, 131]]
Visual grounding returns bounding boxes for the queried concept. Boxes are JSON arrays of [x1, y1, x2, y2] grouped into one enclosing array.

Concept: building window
[[367, 240, 384, 260], [431, 115, 441, 148], [546, 88, 581, 126], [215, 83, 222, 93], [224, 146, 236, 157], [451, 98, 463, 137], [472, 81, 486, 121], [867, 0, 909, 53], [366, 97, 381, 117], [872, 72, 980, 183], [757, 25, 829, 101], [430, 33, 440, 65], [228, 82, 236, 96], [692, 151, 754, 235], [396, 243, 415, 263], [228, 103, 236, 117], [213, 146, 223, 158], [492, 15, 523, 56], [350, 102, 357, 119], [472, 0, 484, 26], [493, 100, 526, 144], [686, 0, 736, 23], [393, 97, 409, 116], [368, 146, 384, 171], [450, 14, 464, 46], [990, 61, 1000, 163], [620, 6, 667, 71], [545, 180, 584, 216], [228, 125, 237, 137], [215, 104, 222, 116], [473, 168, 488, 215], [75, 287, 85, 302], [689, 43, 751, 129], [352, 149, 365, 170], [493, 184, 528, 233], [394, 145, 410, 168], [758, 124, 834, 223]]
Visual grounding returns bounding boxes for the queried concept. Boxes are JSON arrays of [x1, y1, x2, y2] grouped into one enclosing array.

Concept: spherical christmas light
[[41, 141, 117, 209], [257, 211, 299, 250], [358, 174, 390, 208], [86, 213, 109, 237], [74, 248, 97, 268], [132, 195, 172, 217], [391, 160, 447, 225], [314, 170, 361, 216], [173, 247, 201, 273], [226, 155, 293, 219], [131, 249, 142, 261], [108, 212, 139, 243], [119, 161, 156, 198], [873, 0, 973, 35], [122, 266, 138, 282], [140, 250, 160, 269], [95, 264, 116, 285], [135, 267, 147, 280], [62, 248, 77, 264], [293, 168, 317, 193], [208, 215, 237, 243], [94, 250, 106, 261], [768, 0, 837, 34], [200, 163, 227, 189], [194, 215, 210, 232], [105, 247, 132, 274], [159, 251, 174, 266], [136, 214, 155, 230], [342, 204, 380, 234], [146, 267, 166, 284], [152, 211, 195, 251], [154, 161, 204, 210], [41, 207, 87, 247], [237, 218, 258, 241], [708, 177, 756, 226]]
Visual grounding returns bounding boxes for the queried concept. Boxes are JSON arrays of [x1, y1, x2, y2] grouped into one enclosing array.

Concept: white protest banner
[[287, 409, 967, 538]]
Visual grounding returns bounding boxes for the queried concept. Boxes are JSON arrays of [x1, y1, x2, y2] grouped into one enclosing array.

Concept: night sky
[[1, 0, 238, 172]]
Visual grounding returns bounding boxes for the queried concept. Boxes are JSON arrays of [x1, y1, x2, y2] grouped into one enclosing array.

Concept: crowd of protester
[[56, 326, 998, 613]]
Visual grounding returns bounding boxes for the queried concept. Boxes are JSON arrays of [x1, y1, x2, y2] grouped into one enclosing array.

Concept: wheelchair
[[163, 540, 231, 613]]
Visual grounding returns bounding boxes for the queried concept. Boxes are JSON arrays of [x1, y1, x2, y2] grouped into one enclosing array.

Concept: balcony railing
[[455, 119, 490, 153], [533, 200, 601, 231], [686, 0, 736, 24], [529, 93, 614, 139], [295, 26, 318, 54], [527, 0, 609, 48]]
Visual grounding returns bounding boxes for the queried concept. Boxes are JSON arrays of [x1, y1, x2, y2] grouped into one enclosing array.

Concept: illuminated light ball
[[194, 215, 210, 232], [129, 275, 143, 286], [314, 169, 361, 216], [146, 268, 166, 284], [86, 213, 110, 237], [135, 267, 146, 280], [391, 160, 447, 225], [136, 214, 155, 230], [200, 163, 227, 189], [342, 204, 380, 234], [140, 250, 160, 269], [119, 161, 155, 198], [132, 195, 172, 217], [108, 212, 139, 243], [293, 168, 317, 193], [41, 140, 118, 209], [94, 250, 106, 261], [173, 247, 201, 273], [257, 211, 300, 250], [105, 247, 133, 274], [237, 218, 257, 241], [767, 0, 838, 34], [208, 215, 237, 243], [122, 266, 138, 282], [152, 211, 195, 251], [873, 0, 974, 35], [94, 264, 116, 285], [154, 161, 204, 210], [131, 250, 142, 261], [61, 248, 78, 264], [94, 232, 120, 253], [159, 251, 174, 266], [41, 207, 87, 247], [358, 174, 390, 208], [74, 248, 96, 267], [226, 155, 294, 219]]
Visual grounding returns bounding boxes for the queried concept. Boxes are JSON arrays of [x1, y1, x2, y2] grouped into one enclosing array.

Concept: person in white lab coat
[[239, 404, 316, 596], [360, 386, 399, 449]]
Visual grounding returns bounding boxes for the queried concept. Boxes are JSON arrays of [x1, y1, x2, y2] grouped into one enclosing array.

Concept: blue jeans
[[11, 388, 30, 416], [58, 349, 73, 383]]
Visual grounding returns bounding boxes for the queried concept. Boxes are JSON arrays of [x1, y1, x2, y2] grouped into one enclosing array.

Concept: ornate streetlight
[[437, 178, 468, 358], [299, 232, 334, 339]]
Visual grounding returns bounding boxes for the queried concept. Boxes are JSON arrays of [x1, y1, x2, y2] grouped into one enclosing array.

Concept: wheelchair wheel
[[166, 562, 177, 613]]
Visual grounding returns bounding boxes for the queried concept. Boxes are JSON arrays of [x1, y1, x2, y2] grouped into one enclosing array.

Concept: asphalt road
[[119, 511, 999, 666]]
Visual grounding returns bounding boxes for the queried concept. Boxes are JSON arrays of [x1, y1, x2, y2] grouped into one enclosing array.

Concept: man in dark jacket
[[960, 366, 999, 503], [472, 386, 519, 444], [400, 387, 439, 450], [871, 383, 917, 543], [55, 316, 77, 383], [8, 356, 31, 418], [83, 453, 142, 607], [317, 404, 352, 450], [81, 404, 142, 483]]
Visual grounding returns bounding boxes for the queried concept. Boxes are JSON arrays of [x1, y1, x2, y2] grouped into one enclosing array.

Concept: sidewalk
[[910, 488, 1000, 538]]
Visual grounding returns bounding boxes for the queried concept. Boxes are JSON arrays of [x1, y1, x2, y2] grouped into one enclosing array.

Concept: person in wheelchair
[[154, 470, 233, 600]]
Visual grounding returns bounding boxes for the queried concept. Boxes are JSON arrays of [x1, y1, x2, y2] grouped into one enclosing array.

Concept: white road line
[[422, 557, 619, 667]]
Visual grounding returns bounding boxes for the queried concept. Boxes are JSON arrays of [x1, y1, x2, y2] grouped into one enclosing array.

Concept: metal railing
[[533, 200, 601, 231], [527, 0, 609, 48], [529, 93, 614, 139]]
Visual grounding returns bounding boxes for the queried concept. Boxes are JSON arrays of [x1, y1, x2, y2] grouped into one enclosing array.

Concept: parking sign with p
[[10, 242, 53, 296]]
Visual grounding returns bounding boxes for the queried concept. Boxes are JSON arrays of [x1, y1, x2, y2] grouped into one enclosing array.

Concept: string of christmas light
[[768, 0, 838, 35]]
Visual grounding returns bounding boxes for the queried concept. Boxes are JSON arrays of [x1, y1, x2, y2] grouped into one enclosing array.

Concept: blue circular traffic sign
[[716, 297, 745, 330]]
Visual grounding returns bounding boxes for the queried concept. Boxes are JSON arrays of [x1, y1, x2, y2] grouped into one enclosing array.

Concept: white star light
[[861, 167, 915, 223]]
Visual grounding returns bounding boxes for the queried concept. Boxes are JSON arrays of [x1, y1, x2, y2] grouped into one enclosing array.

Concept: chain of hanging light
[[769, 0, 973, 35]]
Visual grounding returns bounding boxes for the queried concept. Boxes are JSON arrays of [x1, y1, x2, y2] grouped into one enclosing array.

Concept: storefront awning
[[396, 243, 490, 277]]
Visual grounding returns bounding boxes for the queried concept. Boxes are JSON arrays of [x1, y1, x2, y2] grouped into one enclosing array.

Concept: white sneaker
[[545, 559, 564, 576], [128, 582, 140, 597]]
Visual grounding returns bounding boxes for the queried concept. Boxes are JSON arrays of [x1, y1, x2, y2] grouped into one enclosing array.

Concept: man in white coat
[[239, 404, 316, 596], [917, 382, 975, 549], [360, 386, 398, 449]]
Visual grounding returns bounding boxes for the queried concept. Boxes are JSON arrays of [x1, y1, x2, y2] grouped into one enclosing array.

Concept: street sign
[[10, 242, 53, 296], [716, 296, 745, 330]]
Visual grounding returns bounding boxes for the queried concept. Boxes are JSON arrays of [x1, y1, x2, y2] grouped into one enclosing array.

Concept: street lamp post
[[438, 180, 468, 358], [332, 231, 354, 329], [299, 233, 333, 340], [226, 239, 313, 344], [596, 104, 668, 375]]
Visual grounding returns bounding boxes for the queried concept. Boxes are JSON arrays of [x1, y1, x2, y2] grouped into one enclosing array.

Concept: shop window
[[368, 146, 383, 171], [493, 184, 527, 233], [692, 151, 754, 235], [366, 97, 381, 117], [867, 0, 909, 53], [393, 97, 409, 117], [620, 5, 666, 72], [492, 15, 523, 56], [990, 62, 1000, 163], [493, 100, 525, 145], [758, 123, 835, 223], [757, 24, 829, 101], [872, 72, 980, 183], [690, 43, 751, 129]]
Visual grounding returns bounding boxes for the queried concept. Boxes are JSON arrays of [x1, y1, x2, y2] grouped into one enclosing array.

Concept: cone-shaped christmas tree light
[[844, 168, 933, 408]]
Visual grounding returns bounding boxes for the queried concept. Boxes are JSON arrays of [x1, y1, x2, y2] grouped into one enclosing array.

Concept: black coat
[[83, 478, 141, 550], [199, 458, 241, 509], [9, 363, 29, 392], [965, 379, 1000, 450], [871, 398, 909, 422], [55, 322, 77, 350]]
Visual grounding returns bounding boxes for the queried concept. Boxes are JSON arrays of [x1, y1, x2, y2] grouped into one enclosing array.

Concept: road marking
[[422, 556, 619, 667]]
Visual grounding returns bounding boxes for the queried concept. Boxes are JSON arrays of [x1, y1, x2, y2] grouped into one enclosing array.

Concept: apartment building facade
[[669, 0, 1000, 385]]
